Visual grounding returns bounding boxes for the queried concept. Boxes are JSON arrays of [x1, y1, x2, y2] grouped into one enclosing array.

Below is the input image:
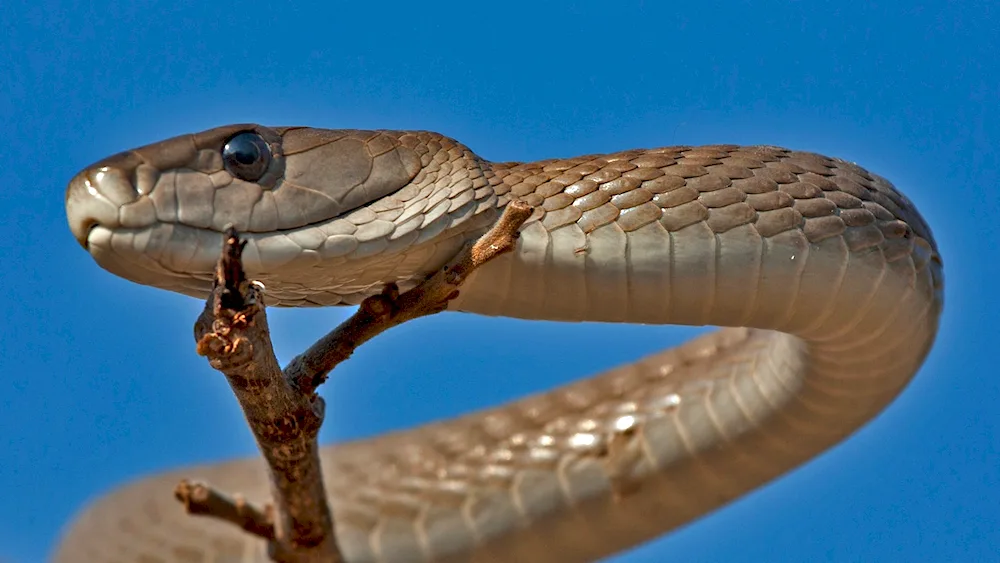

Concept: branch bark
[[285, 200, 533, 393], [174, 479, 275, 541], [181, 200, 532, 562], [192, 228, 339, 563]]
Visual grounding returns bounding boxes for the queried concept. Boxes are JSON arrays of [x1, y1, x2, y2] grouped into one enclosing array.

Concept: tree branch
[[174, 479, 275, 541], [192, 227, 340, 563], [285, 200, 533, 394], [180, 200, 532, 562]]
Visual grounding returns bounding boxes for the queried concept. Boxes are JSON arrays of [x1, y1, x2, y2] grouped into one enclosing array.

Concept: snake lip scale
[[60, 124, 943, 563]]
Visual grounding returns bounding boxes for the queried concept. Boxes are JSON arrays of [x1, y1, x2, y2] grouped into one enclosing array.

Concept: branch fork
[[179, 201, 531, 562]]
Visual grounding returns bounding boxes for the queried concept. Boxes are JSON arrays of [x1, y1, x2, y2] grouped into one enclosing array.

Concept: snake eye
[[222, 132, 272, 182]]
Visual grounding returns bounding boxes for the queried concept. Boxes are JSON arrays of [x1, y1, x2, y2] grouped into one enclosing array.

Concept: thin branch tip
[[174, 479, 275, 541], [283, 200, 535, 389]]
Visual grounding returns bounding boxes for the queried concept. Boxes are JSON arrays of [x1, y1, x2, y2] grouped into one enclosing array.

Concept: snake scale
[[58, 124, 944, 562]]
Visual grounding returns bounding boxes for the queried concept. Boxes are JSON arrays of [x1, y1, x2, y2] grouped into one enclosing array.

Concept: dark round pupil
[[229, 139, 259, 163], [222, 132, 271, 181]]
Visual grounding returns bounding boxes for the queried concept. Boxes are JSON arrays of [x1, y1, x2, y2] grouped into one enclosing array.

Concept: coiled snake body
[[60, 125, 944, 562]]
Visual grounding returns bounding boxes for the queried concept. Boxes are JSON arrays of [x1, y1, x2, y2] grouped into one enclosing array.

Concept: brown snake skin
[[59, 127, 944, 562]]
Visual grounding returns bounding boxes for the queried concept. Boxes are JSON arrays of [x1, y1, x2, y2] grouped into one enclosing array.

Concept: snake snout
[[66, 168, 132, 249]]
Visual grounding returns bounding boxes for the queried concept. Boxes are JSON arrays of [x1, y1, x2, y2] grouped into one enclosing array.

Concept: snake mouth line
[[83, 198, 355, 269], [67, 156, 362, 258], [86, 224, 215, 283], [87, 221, 279, 276], [83, 213, 408, 306]]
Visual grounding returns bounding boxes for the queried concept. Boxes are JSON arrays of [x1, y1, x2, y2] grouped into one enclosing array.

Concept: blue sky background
[[2, 1, 998, 561]]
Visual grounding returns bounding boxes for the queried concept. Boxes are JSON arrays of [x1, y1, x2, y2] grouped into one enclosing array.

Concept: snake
[[58, 124, 944, 563]]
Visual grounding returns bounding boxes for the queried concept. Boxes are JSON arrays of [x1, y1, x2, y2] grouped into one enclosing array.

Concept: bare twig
[[175, 479, 275, 540], [285, 200, 533, 392], [181, 201, 533, 562]]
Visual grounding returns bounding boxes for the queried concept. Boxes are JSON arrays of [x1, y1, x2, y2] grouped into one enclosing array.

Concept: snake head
[[65, 124, 494, 305]]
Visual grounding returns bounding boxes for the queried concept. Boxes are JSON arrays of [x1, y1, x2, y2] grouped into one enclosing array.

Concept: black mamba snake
[[57, 125, 943, 562]]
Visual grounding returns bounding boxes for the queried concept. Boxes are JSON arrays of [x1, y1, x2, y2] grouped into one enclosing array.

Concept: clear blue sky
[[2, 1, 997, 561]]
